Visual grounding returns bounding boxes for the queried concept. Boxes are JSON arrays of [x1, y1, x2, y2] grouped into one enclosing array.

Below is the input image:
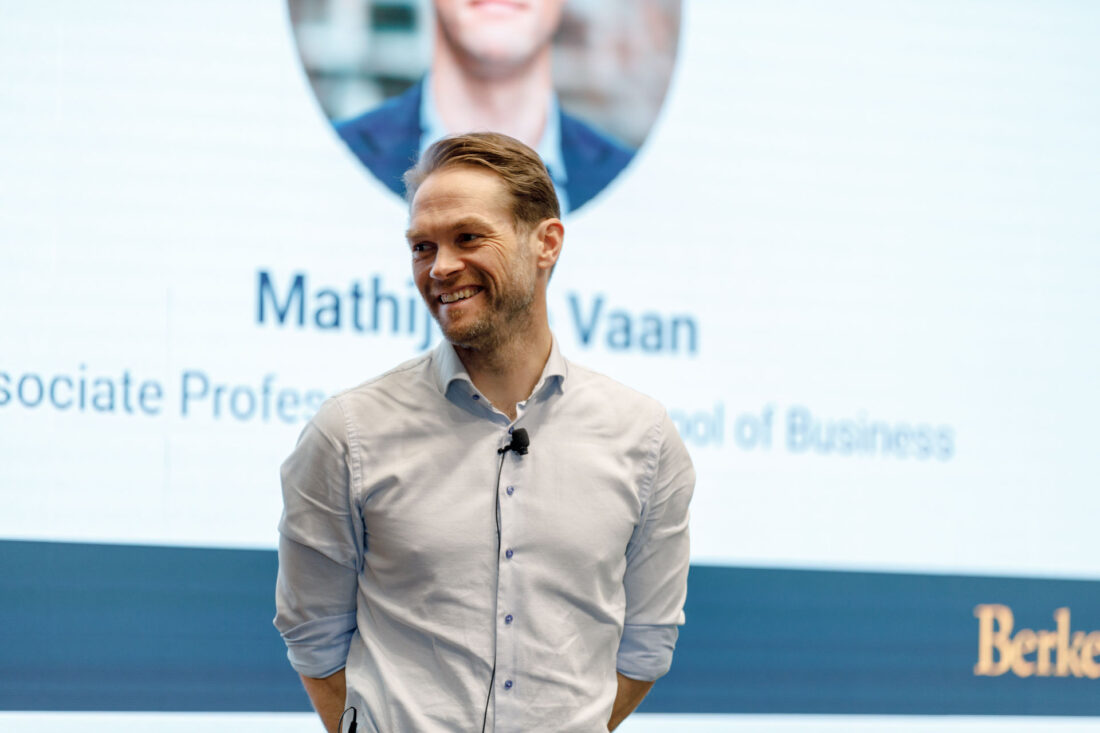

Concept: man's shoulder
[[557, 358, 687, 476], [560, 111, 633, 161], [336, 350, 434, 401], [559, 110, 635, 211], [336, 83, 421, 142], [311, 351, 435, 430], [334, 82, 423, 196], [562, 357, 666, 421]]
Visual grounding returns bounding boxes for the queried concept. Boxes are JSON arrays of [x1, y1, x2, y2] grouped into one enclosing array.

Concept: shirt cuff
[[616, 623, 680, 681], [278, 611, 356, 679]]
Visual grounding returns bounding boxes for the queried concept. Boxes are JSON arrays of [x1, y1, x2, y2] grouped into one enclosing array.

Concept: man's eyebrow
[[405, 216, 494, 242], [451, 215, 493, 231]]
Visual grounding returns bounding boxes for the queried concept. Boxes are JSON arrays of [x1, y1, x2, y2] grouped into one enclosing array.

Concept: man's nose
[[429, 244, 464, 280]]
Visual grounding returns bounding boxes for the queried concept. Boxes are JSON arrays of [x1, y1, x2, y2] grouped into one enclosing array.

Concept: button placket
[[495, 443, 522, 719]]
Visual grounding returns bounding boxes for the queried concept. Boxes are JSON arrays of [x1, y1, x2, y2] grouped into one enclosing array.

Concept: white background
[[4, 0, 1097, 575]]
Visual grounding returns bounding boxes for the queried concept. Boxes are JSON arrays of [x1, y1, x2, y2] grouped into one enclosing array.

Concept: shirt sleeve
[[273, 397, 364, 679], [617, 410, 695, 681]]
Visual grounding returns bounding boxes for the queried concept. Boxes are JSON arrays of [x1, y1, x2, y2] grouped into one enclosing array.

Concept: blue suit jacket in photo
[[335, 81, 635, 212]]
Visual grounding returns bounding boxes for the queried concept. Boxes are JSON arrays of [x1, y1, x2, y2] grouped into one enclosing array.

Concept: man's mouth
[[439, 286, 482, 304], [470, 1, 527, 10]]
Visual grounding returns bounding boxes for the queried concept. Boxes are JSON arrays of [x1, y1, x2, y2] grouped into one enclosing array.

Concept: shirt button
[[506, 486, 514, 496], [504, 680, 513, 690], [505, 549, 514, 559], [472, 395, 480, 401], [505, 614, 513, 624], [508, 426, 514, 434]]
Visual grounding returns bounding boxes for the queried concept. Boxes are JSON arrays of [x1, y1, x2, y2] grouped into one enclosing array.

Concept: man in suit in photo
[[336, 0, 634, 212]]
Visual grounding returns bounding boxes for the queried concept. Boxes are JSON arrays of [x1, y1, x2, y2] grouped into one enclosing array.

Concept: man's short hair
[[403, 132, 561, 230]]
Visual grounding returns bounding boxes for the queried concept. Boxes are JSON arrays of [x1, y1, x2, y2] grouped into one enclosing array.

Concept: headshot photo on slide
[[287, 0, 682, 213]]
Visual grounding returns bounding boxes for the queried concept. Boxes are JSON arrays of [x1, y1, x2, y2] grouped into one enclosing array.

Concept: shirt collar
[[432, 336, 568, 404], [418, 75, 569, 207]]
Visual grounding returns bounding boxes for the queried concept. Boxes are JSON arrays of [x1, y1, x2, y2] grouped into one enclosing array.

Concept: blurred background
[[288, 0, 681, 147]]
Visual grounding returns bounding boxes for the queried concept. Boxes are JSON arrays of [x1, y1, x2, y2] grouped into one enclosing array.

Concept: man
[[336, 0, 633, 213], [275, 133, 693, 732]]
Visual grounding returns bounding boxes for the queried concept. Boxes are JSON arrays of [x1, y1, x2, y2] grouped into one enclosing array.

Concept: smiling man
[[275, 133, 693, 732], [337, 0, 634, 213]]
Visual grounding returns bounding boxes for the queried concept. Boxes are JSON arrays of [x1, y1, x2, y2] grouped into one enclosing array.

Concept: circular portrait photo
[[288, 0, 682, 213]]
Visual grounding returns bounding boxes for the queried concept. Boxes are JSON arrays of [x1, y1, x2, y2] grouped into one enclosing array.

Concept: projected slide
[[2, 0, 1098, 730]]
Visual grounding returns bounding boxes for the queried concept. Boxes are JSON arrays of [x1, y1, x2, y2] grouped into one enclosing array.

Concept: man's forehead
[[407, 167, 512, 230], [405, 213, 497, 240]]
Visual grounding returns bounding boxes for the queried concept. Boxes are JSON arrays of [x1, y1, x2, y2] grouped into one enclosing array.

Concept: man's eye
[[457, 233, 480, 243], [411, 242, 432, 254]]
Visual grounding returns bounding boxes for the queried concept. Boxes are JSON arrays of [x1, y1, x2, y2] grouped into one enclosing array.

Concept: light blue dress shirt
[[419, 74, 572, 213], [275, 337, 694, 732]]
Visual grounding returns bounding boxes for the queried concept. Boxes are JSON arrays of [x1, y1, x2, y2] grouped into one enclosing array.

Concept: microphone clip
[[497, 428, 530, 456]]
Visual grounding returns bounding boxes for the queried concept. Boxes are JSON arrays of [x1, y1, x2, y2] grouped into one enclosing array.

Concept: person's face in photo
[[407, 165, 542, 350], [433, 0, 567, 76]]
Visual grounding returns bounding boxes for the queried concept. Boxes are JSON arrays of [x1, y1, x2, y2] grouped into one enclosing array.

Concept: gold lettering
[[1012, 629, 1037, 677], [974, 604, 1014, 676], [1082, 632, 1100, 680], [1036, 629, 1057, 676], [1055, 607, 1084, 677], [975, 605, 1100, 680]]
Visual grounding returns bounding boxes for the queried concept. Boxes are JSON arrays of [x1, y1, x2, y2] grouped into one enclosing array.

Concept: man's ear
[[532, 218, 564, 273]]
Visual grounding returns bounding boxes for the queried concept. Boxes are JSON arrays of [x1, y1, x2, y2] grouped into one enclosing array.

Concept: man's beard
[[437, 280, 535, 353]]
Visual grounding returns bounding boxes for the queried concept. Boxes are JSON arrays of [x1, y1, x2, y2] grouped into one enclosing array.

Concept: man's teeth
[[440, 287, 479, 304]]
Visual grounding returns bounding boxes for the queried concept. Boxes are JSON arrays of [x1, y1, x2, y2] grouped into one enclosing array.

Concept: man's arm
[[608, 672, 655, 731], [613, 410, 694, 728], [300, 669, 347, 733], [275, 402, 362, 733]]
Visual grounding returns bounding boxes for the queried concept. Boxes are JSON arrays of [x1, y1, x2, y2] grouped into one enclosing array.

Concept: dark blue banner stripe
[[0, 540, 305, 712], [646, 565, 1100, 716], [2, 539, 1099, 714]]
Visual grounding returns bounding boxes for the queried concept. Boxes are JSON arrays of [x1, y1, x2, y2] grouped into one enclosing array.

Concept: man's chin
[[438, 320, 494, 350], [458, 34, 542, 69]]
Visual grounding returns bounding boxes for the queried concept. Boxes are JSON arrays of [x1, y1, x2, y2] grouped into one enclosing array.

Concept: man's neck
[[455, 322, 553, 422], [430, 46, 553, 150]]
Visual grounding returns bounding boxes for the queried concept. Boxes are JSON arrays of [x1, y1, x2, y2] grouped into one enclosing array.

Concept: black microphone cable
[[339, 705, 357, 733], [482, 428, 529, 732]]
